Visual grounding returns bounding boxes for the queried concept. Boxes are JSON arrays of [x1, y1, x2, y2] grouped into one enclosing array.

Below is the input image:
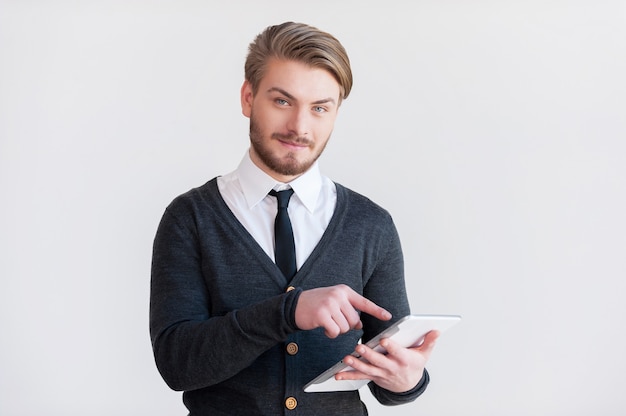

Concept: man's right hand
[[294, 284, 392, 338]]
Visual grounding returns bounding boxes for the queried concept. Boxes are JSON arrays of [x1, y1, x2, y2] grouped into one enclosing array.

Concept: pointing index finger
[[348, 291, 392, 321]]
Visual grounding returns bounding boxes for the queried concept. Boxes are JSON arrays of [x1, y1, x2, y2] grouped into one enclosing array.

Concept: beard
[[249, 112, 330, 177]]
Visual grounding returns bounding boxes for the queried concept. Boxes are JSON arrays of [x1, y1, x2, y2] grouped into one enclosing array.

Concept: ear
[[240, 80, 253, 118]]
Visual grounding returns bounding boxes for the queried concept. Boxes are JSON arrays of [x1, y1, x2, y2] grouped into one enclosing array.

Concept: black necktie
[[269, 189, 296, 279]]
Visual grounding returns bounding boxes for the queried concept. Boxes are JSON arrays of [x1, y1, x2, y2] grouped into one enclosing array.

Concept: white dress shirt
[[217, 150, 337, 270]]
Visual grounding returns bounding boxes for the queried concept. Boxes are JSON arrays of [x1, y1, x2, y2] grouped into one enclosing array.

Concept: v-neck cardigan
[[150, 178, 428, 415]]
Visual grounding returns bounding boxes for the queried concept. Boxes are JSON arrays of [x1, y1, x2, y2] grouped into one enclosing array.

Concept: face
[[241, 59, 341, 182]]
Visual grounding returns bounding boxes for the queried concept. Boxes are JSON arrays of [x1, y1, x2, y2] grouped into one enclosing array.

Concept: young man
[[150, 21, 439, 415]]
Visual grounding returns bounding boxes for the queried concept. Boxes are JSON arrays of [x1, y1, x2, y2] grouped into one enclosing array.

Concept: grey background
[[1, 1, 625, 415]]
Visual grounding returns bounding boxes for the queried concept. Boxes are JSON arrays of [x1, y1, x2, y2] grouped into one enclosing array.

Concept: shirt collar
[[237, 149, 322, 213]]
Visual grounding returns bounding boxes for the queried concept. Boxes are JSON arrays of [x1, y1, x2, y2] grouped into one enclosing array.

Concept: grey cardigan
[[150, 178, 428, 415]]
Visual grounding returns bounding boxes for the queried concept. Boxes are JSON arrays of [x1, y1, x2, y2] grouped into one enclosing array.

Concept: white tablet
[[303, 314, 461, 393]]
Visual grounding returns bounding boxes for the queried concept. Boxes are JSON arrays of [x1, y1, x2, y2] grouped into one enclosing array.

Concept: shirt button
[[286, 286, 295, 292], [285, 396, 297, 410], [286, 342, 299, 355]]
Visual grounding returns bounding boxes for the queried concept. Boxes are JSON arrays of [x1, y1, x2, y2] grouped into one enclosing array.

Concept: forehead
[[259, 59, 341, 101]]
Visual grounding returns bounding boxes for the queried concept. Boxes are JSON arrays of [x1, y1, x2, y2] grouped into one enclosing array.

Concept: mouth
[[273, 134, 311, 149]]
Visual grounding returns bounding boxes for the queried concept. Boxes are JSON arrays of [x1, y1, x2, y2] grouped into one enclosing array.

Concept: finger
[[354, 343, 390, 368], [379, 337, 406, 357], [331, 312, 352, 335], [335, 366, 371, 382], [323, 307, 359, 338], [418, 330, 440, 354], [340, 303, 363, 330], [341, 350, 383, 378], [323, 320, 341, 338], [346, 291, 392, 321]]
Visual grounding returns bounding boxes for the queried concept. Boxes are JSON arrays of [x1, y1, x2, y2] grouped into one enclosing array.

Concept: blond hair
[[244, 22, 353, 100]]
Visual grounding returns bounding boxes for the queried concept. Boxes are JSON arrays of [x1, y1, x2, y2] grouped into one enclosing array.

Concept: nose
[[286, 107, 309, 137]]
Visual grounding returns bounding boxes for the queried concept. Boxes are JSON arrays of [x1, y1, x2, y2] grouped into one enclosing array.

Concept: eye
[[313, 106, 327, 113], [275, 98, 289, 106]]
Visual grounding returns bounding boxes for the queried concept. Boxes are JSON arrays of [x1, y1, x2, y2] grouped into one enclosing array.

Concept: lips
[[273, 133, 312, 148]]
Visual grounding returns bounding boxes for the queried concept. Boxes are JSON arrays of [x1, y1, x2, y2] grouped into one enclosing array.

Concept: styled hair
[[244, 22, 353, 100]]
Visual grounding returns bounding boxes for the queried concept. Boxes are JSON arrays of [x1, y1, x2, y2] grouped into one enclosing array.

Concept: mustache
[[272, 133, 312, 146]]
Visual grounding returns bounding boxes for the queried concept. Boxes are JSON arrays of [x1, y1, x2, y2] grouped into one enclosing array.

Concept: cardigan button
[[286, 286, 295, 292], [285, 396, 297, 410], [286, 342, 299, 355]]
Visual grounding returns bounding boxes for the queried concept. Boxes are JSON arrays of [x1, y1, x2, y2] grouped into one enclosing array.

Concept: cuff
[[284, 287, 303, 331]]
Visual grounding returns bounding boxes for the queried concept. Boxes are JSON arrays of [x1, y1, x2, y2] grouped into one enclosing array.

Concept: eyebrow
[[267, 87, 337, 106]]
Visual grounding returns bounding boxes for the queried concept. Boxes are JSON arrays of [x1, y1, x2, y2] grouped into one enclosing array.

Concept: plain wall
[[1, 1, 625, 415]]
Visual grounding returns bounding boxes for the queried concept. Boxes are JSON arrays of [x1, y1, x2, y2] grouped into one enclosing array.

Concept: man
[[150, 21, 439, 415]]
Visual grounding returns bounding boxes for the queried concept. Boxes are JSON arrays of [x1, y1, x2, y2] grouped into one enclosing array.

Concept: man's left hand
[[336, 330, 440, 393]]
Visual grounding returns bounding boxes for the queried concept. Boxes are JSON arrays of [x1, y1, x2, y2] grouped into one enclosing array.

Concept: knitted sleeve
[[149, 199, 300, 392]]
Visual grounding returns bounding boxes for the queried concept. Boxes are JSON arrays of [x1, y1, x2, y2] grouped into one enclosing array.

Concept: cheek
[[315, 119, 336, 139], [257, 108, 288, 132]]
